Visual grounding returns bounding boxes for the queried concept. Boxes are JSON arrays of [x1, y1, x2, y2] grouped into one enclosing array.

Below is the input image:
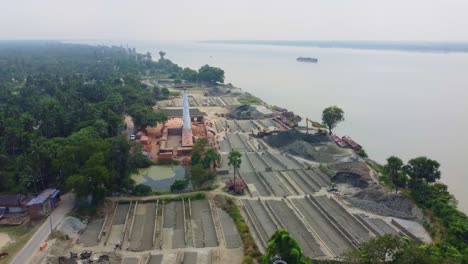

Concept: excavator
[[306, 117, 327, 135]]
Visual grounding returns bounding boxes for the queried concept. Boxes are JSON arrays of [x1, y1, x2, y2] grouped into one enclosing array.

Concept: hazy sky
[[2, 0, 468, 41]]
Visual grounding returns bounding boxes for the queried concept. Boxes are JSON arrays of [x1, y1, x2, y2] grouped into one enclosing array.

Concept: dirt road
[[11, 193, 75, 264]]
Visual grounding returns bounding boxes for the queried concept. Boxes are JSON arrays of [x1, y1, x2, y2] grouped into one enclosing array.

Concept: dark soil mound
[[330, 162, 372, 180], [227, 105, 266, 120], [347, 187, 422, 219], [332, 172, 369, 188], [265, 130, 330, 148]]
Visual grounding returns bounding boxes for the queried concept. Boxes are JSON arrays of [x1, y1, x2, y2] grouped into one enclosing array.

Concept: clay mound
[[227, 105, 266, 120]]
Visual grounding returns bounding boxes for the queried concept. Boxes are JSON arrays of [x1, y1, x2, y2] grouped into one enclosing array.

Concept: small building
[[0, 194, 31, 215], [26, 189, 60, 220]]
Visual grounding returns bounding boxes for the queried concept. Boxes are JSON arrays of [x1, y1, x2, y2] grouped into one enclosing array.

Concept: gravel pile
[[227, 105, 267, 120], [346, 187, 423, 220], [332, 172, 369, 188], [56, 216, 86, 238], [330, 161, 371, 179], [265, 130, 330, 147]]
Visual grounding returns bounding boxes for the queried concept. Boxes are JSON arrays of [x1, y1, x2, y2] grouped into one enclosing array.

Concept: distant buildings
[[0, 189, 61, 222], [0, 194, 31, 215]]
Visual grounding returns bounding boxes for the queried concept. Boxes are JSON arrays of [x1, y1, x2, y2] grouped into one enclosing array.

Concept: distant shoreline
[[202, 40, 468, 54]]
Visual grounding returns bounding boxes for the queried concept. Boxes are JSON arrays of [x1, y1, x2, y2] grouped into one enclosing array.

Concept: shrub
[[221, 196, 262, 263], [242, 256, 254, 264], [170, 180, 187, 193], [132, 184, 152, 196], [356, 148, 368, 158]]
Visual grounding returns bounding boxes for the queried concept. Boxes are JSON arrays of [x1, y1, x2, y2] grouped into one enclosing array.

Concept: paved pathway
[[11, 193, 75, 264]]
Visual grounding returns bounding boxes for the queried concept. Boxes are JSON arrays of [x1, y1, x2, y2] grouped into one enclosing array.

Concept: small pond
[[132, 165, 191, 191]]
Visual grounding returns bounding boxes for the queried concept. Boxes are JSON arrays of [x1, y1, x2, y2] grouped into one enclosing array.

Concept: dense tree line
[[176, 64, 225, 84], [375, 156, 468, 263], [0, 41, 184, 82], [0, 42, 181, 203]]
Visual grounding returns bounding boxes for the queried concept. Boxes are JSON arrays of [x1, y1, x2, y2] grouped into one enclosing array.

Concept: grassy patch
[[238, 94, 262, 105], [156, 192, 206, 203], [0, 222, 43, 264], [48, 230, 70, 241], [366, 161, 384, 174], [365, 161, 395, 190], [220, 196, 262, 263], [318, 163, 335, 177]]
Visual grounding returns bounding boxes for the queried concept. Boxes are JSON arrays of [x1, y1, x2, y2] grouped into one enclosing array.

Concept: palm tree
[[228, 150, 242, 183]]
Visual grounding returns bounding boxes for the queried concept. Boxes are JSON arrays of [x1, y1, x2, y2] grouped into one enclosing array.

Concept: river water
[[93, 40, 468, 213]]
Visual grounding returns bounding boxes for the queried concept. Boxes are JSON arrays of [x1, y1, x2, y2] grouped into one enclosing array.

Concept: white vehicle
[[130, 134, 136, 141]]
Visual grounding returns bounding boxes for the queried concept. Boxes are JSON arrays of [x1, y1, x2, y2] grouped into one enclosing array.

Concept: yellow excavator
[[306, 117, 327, 135]]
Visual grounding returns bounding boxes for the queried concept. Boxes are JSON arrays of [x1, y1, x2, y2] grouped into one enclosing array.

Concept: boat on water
[[342, 136, 362, 151], [296, 57, 318, 63]]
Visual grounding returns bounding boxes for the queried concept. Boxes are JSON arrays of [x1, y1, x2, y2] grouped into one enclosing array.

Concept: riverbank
[[135, 41, 468, 213], [150, 80, 434, 259]]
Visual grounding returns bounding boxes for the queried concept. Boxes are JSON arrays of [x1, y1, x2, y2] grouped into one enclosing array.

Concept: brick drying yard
[[73, 197, 243, 264]]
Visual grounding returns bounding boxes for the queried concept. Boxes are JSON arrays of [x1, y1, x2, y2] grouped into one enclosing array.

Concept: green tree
[[384, 156, 405, 193], [202, 148, 221, 171], [262, 229, 308, 264], [128, 104, 167, 129], [180, 67, 198, 82], [343, 234, 456, 264], [170, 180, 187, 192], [190, 164, 212, 188], [191, 151, 202, 165], [322, 106, 344, 134], [158, 51, 166, 60], [66, 152, 109, 203], [404, 157, 441, 190], [161, 87, 170, 98], [146, 52, 152, 60], [193, 138, 207, 154], [228, 150, 242, 183], [198, 65, 225, 84], [344, 234, 406, 263], [132, 184, 152, 196]]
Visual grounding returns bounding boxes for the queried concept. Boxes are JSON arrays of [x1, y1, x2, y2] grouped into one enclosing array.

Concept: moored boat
[[342, 136, 362, 150], [331, 133, 347, 147]]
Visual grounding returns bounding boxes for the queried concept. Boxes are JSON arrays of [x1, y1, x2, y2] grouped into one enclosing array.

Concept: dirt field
[[191, 200, 218, 248], [79, 218, 104, 247]]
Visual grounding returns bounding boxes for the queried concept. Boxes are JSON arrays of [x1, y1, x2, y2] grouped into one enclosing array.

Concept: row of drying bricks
[[243, 196, 412, 259], [122, 250, 218, 264], [189, 96, 240, 107], [240, 168, 331, 197], [107, 199, 225, 251]]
